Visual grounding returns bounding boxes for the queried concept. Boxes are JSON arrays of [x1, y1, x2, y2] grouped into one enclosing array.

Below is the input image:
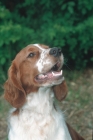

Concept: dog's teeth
[[38, 74, 44, 78], [39, 74, 44, 76], [38, 74, 47, 79], [52, 70, 62, 76]]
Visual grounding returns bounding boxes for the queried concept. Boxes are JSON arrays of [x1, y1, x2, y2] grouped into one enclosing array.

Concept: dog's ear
[[66, 123, 85, 140], [53, 80, 68, 101], [4, 62, 26, 108]]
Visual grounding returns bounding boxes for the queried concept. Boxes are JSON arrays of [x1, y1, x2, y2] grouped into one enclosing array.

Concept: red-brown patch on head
[[11, 44, 42, 93], [4, 45, 41, 108]]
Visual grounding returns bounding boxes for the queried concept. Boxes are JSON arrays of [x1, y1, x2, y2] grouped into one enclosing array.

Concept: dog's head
[[4, 44, 67, 108]]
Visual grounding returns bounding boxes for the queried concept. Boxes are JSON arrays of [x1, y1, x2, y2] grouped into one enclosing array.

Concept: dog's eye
[[28, 53, 35, 58]]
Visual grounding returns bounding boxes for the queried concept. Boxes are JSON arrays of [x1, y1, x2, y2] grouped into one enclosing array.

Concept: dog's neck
[[21, 87, 55, 114]]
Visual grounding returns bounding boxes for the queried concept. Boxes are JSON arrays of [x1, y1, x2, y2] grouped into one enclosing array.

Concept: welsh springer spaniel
[[4, 44, 84, 140]]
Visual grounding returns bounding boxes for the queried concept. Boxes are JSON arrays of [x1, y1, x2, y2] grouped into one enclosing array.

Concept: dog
[[4, 44, 84, 140]]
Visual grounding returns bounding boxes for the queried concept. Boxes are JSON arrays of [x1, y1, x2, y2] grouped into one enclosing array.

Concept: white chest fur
[[8, 87, 72, 140]]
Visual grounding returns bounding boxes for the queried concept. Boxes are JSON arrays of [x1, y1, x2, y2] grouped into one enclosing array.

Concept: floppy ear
[[66, 123, 85, 140], [53, 80, 68, 101], [4, 62, 26, 108]]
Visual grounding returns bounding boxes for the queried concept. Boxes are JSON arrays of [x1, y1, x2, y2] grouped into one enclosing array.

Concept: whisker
[[64, 63, 72, 71], [64, 58, 72, 71]]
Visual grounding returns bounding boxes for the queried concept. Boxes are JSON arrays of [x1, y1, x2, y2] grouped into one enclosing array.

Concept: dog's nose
[[49, 47, 62, 57]]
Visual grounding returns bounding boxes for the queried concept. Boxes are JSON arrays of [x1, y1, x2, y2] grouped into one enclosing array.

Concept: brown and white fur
[[4, 44, 84, 140]]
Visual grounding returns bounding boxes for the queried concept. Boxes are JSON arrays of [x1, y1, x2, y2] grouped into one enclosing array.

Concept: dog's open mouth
[[35, 62, 63, 81]]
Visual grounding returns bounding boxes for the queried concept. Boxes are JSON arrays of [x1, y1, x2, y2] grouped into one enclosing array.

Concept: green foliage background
[[0, 0, 93, 75]]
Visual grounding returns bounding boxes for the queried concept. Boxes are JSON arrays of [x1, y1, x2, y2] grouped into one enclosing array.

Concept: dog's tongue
[[38, 70, 62, 80]]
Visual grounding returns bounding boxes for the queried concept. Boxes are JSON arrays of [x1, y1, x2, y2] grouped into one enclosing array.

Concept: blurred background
[[0, 0, 93, 140]]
